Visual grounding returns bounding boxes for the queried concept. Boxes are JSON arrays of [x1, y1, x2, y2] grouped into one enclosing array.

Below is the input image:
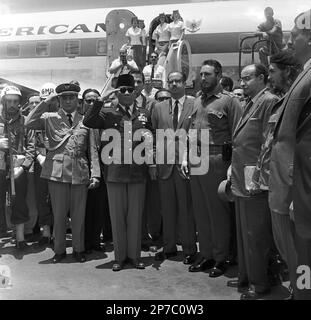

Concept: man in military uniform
[[83, 74, 153, 271], [230, 64, 279, 300], [185, 60, 242, 276], [31, 83, 59, 246], [251, 51, 301, 299], [25, 83, 101, 263], [0, 86, 35, 248]]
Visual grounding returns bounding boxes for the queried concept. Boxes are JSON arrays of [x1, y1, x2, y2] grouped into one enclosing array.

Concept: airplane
[[0, 0, 310, 95]]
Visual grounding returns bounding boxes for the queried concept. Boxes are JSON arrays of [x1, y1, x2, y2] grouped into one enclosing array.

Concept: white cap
[[40, 82, 56, 99], [1, 85, 22, 98]]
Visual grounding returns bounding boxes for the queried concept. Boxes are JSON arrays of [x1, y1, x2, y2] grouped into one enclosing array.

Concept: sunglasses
[[119, 87, 135, 94], [157, 96, 171, 102], [85, 98, 97, 104]]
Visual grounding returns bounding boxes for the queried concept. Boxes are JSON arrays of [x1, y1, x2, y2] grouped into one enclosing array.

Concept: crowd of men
[[0, 7, 311, 301]]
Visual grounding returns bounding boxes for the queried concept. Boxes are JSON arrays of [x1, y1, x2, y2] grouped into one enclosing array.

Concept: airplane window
[[36, 42, 50, 56], [6, 43, 20, 57], [64, 40, 81, 57], [96, 39, 106, 55]]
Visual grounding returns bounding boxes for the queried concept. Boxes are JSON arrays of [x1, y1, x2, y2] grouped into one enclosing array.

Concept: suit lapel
[[296, 94, 311, 137], [233, 97, 261, 138], [274, 66, 311, 131], [167, 99, 174, 128], [177, 96, 190, 129]]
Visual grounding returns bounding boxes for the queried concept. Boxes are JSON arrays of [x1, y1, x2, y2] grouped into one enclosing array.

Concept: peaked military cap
[[116, 74, 135, 88], [56, 83, 81, 96]]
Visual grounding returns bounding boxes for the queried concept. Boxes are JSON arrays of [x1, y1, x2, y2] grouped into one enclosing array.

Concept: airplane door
[[105, 9, 136, 70], [164, 40, 193, 87]]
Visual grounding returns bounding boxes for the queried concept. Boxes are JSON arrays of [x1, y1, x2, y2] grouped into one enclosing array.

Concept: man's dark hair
[[264, 7, 274, 14], [254, 63, 269, 84], [131, 16, 138, 24], [155, 88, 171, 100], [220, 76, 234, 92], [202, 59, 222, 76], [130, 70, 145, 83], [270, 51, 302, 82], [167, 71, 187, 82], [82, 88, 100, 100]]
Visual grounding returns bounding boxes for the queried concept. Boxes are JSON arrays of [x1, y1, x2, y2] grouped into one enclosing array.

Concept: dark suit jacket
[[269, 64, 311, 215], [290, 66, 311, 238], [83, 101, 153, 183], [25, 102, 101, 185], [231, 88, 279, 197], [151, 95, 195, 180]]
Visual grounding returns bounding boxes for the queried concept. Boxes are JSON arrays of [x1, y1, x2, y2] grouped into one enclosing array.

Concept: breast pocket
[[51, 154, 64, 178], [247, 117, 262, 133], [74, 128, 89, 149]]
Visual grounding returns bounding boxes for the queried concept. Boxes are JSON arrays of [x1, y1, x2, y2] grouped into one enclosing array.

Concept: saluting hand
[[100, 89, 120, 102], [88, 177, 100, 189]]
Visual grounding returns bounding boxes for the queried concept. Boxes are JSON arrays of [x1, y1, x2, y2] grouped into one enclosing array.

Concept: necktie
[[151, 65, 155, 79], [242, 99, 253, 118], [67, 113, 73, 127], [173, 100, 179, 130]]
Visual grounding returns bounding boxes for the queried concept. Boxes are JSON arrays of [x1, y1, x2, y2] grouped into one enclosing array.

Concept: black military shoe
[[240, 288, 271, 300], [112, 261, 124, 272], [127, 258, 145, 270], [73, 251, 86, 263], [52, 252, 67, 263], [227, 280, 249, 293], [209, 261, 227, 278], [188, 258, 215, 272]]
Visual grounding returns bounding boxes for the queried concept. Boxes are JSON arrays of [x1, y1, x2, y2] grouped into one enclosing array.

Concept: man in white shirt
[[151, 71, 197, 265], [109, 48, 139, 77], [143, 52, 166, 88], [141, 76, 158, 100]]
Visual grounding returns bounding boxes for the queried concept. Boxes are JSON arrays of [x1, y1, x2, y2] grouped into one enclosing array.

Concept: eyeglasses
[[151, 56, 158, 59], [119, 87, 135, 94], [157, 96, 171, 102], [168, 79, 183, 85], [85, 98, 97, 104]]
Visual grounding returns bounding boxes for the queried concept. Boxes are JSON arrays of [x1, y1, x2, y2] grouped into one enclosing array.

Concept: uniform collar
[[119, 103, 134, 115], [201, 84, 222, 101]]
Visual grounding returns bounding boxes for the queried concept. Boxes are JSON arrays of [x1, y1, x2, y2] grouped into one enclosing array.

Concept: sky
[[0, 0, 226, 14]]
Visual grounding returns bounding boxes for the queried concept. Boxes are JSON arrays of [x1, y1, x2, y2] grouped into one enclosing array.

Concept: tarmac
[[0, 234, 291, 300]]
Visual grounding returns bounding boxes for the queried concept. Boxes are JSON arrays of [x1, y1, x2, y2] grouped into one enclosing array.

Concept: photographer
[[109, 47, 139, 77]]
